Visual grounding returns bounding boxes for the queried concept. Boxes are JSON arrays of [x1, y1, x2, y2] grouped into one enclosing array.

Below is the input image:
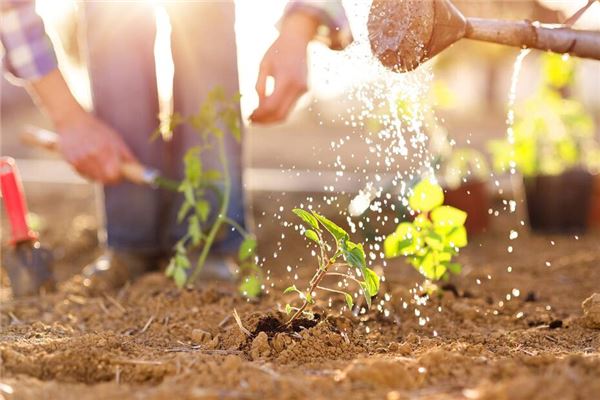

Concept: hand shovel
[[21, 127, 179, 191], [1, 157, 55, 297]]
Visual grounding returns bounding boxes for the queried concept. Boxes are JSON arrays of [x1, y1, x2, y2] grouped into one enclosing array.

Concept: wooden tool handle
[[21, 127, 157, 186]]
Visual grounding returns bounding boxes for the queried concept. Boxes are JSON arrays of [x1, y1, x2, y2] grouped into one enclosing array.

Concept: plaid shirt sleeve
[[284, 0, 353, 50], [0, 0, 58, 82]]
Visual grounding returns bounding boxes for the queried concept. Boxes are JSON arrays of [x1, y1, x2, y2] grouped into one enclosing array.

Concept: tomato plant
[[284, 209, 381, 326], [163, 87, 261, 297], [488, 53, 599, 177], [384, 179, 468, 283]]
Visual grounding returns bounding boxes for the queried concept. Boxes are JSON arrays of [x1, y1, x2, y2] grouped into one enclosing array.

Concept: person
[[1, 1, 352, 292]]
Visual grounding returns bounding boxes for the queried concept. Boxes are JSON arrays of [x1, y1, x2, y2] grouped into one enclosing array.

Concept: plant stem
[[223, 216, 250, 237], [285, 256, 336, 326], [188, 135, 231, 284]]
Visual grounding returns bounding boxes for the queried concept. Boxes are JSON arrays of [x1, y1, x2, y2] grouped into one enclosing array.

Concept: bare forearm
[[26, 69, 85, 127]]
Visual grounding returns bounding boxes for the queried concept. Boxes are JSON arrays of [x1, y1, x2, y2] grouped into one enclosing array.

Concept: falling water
[[506, 49, 532, 170]]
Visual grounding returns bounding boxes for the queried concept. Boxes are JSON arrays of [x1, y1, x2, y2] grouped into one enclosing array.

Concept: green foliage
[[384, 180, 468, 282], [284, 209, 381, 325], [163, 87, 261, 296], [489, 53, 597, 177]]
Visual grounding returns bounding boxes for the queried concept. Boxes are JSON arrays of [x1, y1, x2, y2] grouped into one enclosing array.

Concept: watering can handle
[[465, 18, 600, 61], [20, 127, 159, 186]]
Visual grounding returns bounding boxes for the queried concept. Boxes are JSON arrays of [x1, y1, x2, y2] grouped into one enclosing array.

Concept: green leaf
[[175, 253, 190, 270], [183, 148, 202, 185], [431, 206, 467, 228], [181, 182, 195, 205], [424, 231, 444, 251], [342, 241, 366, 269], [446, 226, 468, 248], [174, 267, 187, 288], [305, 291, 313, 303], [362, 268, 380, 297], [417, 251, 436, 280], [285, 304, 293, 315], [413, 214, 432, 229], [196, 200, 210, 222], [446, 262, 462, 275], [189, 215, 202, 245], [292, 208, 320, 230], [344, 293, 354, 309], [384, 223, 418, 258], [177, 201, 192, 223], [409, 179, 444, 213], [434, 263, 448, 280], [284, 285, 299, 295], [312, 212, 348, 242], [304, 229, 320, 243], [239, 275, 261, 298], [239, 237, 257, 261], [165, 260, 176, 278]]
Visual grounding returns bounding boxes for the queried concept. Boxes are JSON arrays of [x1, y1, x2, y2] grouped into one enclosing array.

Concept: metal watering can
[[368, 0, 600, 72]]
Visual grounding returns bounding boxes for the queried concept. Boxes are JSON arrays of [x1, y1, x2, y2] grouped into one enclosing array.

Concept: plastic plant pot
[[523, 168, 594, 233], [587, 174, 600, 229], [443, 180, 490, 235]]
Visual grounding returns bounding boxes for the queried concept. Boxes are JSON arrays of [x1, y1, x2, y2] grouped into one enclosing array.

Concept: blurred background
[[1, 0, 599, 282]]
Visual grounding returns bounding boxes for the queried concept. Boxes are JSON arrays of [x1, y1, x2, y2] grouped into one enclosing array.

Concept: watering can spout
[[368, 0, 600, 73]]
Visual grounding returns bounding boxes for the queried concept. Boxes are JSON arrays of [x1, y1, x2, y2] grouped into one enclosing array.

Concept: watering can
[[368, 0, 600, 72]]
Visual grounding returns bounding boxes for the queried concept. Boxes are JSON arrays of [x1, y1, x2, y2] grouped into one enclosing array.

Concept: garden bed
[[2, 191, 600, 400]]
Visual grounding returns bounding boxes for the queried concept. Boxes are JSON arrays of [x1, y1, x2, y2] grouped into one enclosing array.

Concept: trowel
[[21, 127, 179, 190], [368, 0, 600, 72], [1, 157, 54, 297]]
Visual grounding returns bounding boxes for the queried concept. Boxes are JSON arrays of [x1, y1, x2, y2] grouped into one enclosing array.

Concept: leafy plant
[[489, 53, 598, 177], [284, 209, 381, 326], [163, 87, 261, 297], [384, 179, 468, 282]]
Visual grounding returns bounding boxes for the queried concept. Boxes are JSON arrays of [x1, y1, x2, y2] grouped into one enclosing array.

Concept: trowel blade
[[4, 241, 54, 297]]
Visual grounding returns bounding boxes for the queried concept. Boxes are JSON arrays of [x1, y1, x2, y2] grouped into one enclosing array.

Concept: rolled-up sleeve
[[284, 0, 353, 50], [1, 0, 57, 82]]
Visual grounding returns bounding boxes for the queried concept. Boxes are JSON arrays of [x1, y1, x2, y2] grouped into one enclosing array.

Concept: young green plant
[[285, 209, 381, 326], [384, 179, 468, 285], [163, 87, 261, 297]]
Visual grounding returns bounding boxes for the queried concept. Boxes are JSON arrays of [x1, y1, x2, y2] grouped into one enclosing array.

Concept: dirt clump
[[581, 293, 600, 329], [250, 331, 272, 360], [336, 357, 420, 389]]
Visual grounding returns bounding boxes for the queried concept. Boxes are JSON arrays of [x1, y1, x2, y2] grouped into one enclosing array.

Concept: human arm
[[250, 0, 353, 124], [1, 0, 135, 183]]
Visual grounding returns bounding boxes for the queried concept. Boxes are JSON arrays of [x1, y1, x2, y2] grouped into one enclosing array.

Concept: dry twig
[[232, 309, 252, 337], [140, 315, 155, 334]]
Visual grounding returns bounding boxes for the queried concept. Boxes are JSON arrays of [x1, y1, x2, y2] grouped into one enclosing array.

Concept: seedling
[[163, 87, 261, 297], [384, 179, 467, 283], [285, 209, 381, 326]]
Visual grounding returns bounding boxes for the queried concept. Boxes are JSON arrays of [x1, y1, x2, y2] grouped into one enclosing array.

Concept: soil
[[2, 193, 600, 400]]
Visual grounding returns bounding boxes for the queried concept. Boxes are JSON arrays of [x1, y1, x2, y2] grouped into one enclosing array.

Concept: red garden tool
[[1, 157, 55, 297]]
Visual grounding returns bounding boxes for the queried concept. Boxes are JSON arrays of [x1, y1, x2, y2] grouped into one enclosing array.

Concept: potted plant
[[436, 148, 491, 234], [489, 54, 599, 233]]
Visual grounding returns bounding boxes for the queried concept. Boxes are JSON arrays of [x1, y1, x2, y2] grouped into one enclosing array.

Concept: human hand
[[56, 110, 136, 184], [27, 69, 137, 184], [250, 12, 319, 124]]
